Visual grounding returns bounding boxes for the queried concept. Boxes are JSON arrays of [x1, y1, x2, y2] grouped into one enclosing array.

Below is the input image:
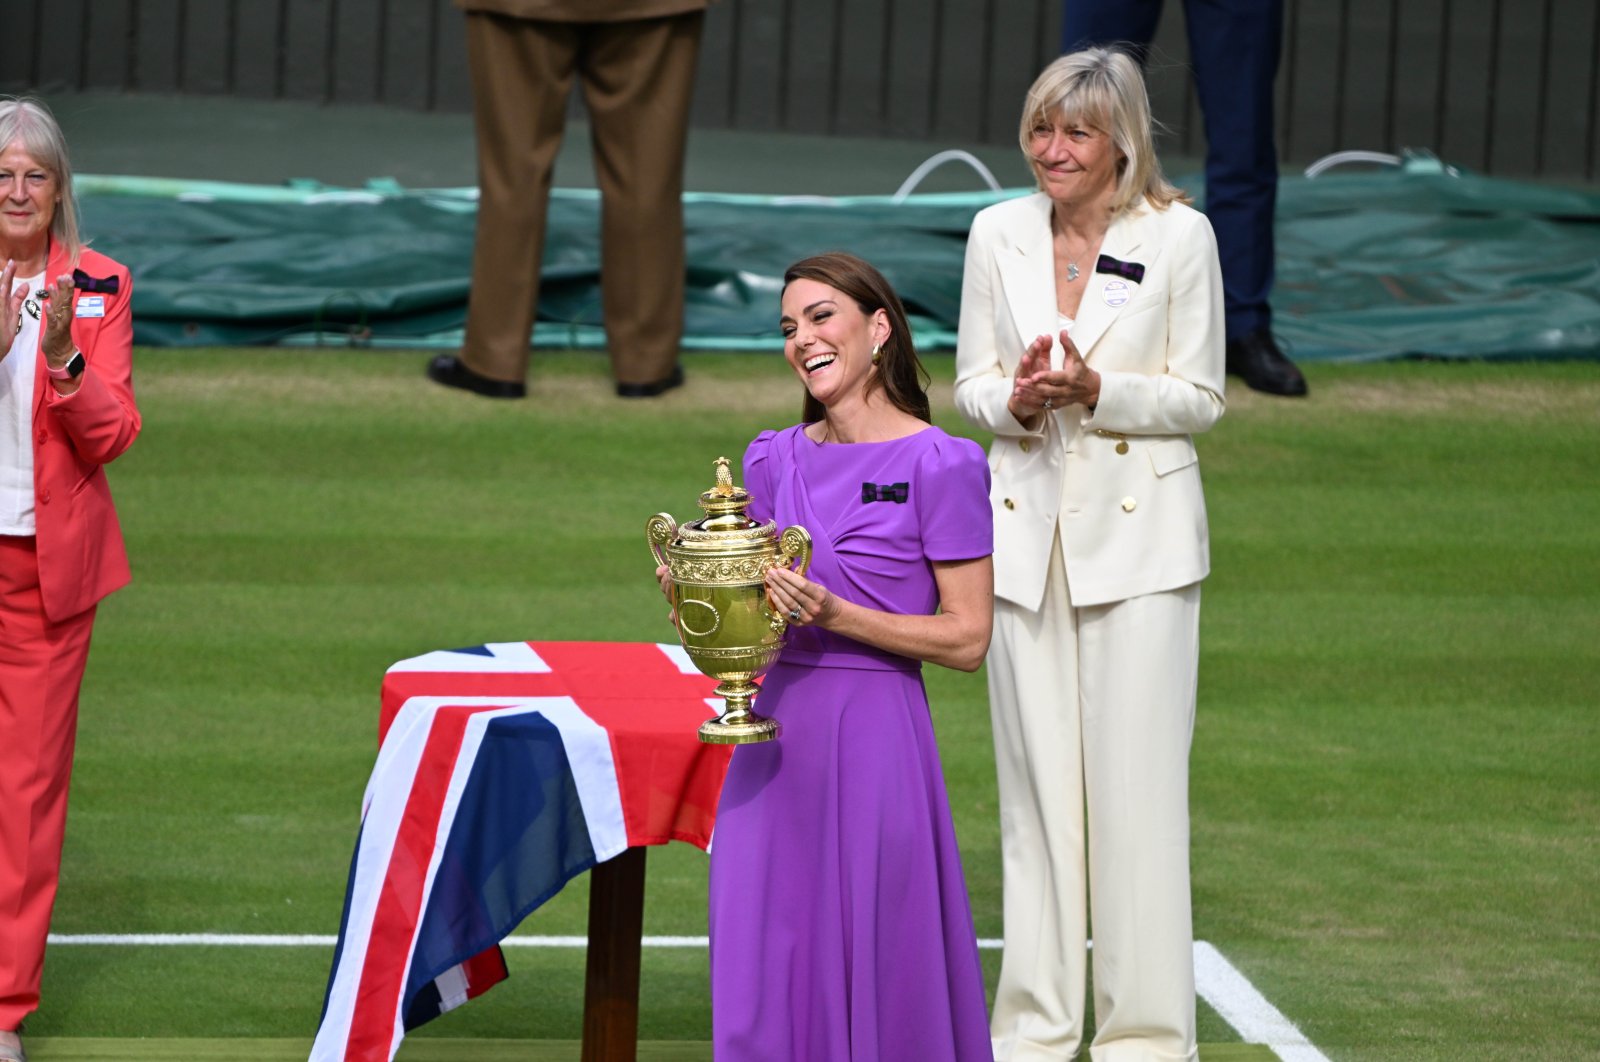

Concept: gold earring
[[871, 342, 881, 365]]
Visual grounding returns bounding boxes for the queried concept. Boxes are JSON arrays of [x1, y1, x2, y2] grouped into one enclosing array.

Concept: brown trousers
[[461, 9, 703, 387]]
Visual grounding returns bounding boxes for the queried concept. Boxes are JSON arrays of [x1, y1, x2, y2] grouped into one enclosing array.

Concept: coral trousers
[[0, 535, 96, 1029]]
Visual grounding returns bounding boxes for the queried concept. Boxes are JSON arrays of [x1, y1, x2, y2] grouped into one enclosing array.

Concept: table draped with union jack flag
[[310, 641, 730, 1062]]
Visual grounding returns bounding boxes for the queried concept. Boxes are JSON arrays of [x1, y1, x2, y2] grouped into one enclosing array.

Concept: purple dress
[[708, 424, 994, 1061]]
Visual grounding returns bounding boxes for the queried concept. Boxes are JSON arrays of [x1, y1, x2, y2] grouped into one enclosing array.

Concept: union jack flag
[[310, 641, 728, 1062]]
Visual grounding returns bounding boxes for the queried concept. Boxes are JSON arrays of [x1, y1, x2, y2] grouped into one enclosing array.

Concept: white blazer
[[954, 192, 1226, 610]]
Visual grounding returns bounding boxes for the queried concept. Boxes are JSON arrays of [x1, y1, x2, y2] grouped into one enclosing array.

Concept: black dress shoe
[[1225, 328, 1308, 397], [615, 365, 685, 398], [426, 354, 526, 398]]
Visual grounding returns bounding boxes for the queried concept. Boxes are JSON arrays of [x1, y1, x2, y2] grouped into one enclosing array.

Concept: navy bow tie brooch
[[1095, 255, 1145, 284], [72, 268, 120, 294], [862, 482, 909, 504]]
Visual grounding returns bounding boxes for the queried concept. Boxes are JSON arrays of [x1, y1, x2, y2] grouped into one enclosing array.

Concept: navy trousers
[[1064, 0, 1283, 341]]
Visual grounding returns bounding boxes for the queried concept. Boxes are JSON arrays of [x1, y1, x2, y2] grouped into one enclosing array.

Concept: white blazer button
[[1019, 439, 1031, 453], [1121, 497, 1137, 512], [1004, 498, 1016, 510]]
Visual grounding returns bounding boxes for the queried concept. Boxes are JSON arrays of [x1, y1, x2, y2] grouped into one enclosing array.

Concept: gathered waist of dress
[[776, 644, 921, 675]]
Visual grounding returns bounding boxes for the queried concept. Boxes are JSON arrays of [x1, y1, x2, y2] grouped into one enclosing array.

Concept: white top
[[0, 271, 44, 534]]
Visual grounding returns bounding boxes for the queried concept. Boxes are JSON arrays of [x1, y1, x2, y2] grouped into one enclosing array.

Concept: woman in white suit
[[954, 49, 1226, 1062]]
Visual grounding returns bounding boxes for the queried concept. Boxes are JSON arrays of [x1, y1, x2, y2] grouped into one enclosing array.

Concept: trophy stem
[[698, 680, 781, 745]]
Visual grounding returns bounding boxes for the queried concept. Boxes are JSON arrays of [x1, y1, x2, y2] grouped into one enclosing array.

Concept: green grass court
[[27, 350, 1600, 1060]]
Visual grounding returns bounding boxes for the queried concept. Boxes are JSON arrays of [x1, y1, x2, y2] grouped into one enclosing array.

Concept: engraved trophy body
[[647, 458, 812, 744]]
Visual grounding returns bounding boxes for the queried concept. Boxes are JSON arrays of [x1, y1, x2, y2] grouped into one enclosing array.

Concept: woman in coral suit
[[0, 97, 140, 1062]]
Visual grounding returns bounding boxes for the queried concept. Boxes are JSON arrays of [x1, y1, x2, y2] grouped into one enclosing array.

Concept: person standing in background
[[1, 97, 140, 1062], [954, 50, 1224, 1061], [428, 0, 706, 399], [1065, 0, 1307, 396]]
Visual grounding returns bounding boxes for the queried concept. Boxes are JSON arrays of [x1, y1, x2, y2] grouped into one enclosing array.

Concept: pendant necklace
[[1057, 229, 1089, 282]]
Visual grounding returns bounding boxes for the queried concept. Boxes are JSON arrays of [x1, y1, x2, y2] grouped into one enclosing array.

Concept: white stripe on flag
[[653, 641, 700, 675], [431, 963, 471, 1014], [311, 696, 563, 1062], [651, 639, 739, 730], [312, 697, 440, 1060], [391, 701, 576, 1059], [385, 642, 552, 675], [534, 701, 629, 864]]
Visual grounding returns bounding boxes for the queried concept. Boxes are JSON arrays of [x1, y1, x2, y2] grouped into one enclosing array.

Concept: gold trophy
[[647, 457, 812, 744]]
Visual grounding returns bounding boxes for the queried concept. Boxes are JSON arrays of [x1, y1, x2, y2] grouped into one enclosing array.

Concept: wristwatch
[[47, 350, 86, 381]]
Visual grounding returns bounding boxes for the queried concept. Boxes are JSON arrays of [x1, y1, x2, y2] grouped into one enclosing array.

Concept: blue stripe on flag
[[405, 979, 446, 1030], [401, 711, 599, 1025], [316, 820, 365, 1029]]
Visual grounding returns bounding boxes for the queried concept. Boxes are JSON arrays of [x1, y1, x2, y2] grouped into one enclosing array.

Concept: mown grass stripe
[[48, 935, 1312, 1057]]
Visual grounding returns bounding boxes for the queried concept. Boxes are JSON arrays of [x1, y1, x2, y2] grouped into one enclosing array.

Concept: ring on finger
[[1042, 398, 1054, 410], [787, 608, 802, 622]]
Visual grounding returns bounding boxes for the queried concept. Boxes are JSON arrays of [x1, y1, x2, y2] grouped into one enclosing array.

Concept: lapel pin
[[1095, 254, 1145, 283]]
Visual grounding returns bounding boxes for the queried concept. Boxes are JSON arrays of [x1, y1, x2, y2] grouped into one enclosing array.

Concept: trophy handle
[[646, 513, 678, 570], [778, 524, 812, 577]]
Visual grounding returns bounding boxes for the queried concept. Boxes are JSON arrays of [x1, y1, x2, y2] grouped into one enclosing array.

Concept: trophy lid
[[696, 457, 759, 529]]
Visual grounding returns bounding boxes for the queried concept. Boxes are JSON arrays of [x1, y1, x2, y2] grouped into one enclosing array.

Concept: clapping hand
[[1, 259, 23, 357], [41, 273, 77, 367], [1008, 334, 1053, 423], [1012, 329, 1101, 418]]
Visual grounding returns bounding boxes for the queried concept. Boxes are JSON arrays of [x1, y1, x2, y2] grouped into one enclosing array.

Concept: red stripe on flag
[[376, 642, 731, 848], [345, 703, 496, 1061], [532, 643, 730, 848], [461, 945, 509, 1003], [380, 659, 567, 742]]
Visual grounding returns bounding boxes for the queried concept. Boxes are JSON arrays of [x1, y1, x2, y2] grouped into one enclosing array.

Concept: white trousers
[[988, 532, 1200, 1062]]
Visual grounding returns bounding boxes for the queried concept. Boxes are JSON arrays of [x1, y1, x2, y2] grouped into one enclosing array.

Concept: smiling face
[[0, 139, 59, 262], [1027, 113, 1123, 210], [779, 278, 890, 411]]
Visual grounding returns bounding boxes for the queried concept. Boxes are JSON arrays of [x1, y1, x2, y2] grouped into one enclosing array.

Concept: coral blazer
[[954, 193, 1226, 610], [28, 242, 140, 622]]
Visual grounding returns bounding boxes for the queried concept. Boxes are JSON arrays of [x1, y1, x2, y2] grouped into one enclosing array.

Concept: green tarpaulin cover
[[76, 161, 1600, 360]]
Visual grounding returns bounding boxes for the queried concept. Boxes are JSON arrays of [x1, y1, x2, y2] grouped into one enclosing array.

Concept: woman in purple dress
[[708, 253, 996, 1059]]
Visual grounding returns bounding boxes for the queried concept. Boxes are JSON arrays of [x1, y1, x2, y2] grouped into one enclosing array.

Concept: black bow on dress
[[861, 482, 909, 504], [72, 268, 120, 295], [1095, 255, 1145, 284]]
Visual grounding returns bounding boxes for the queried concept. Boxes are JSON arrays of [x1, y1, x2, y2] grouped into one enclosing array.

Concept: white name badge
[[76, 295, 106, 318], [1102, 279, 1131, 308]]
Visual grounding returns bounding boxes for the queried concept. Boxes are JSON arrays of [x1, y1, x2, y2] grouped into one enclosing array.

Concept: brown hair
[[782, 252, 931, 424]]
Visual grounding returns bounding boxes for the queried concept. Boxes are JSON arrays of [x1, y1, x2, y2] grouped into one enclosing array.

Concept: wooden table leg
[[581, 845, 647, 1062]]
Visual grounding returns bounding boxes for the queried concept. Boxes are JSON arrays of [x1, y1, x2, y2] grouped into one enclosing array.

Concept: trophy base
[[699, 714, 781, 745]]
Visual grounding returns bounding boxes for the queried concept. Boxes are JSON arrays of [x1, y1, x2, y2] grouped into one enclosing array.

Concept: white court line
[[1194, 942, 1330, 1062], [48, 934, 1328, 1061]]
